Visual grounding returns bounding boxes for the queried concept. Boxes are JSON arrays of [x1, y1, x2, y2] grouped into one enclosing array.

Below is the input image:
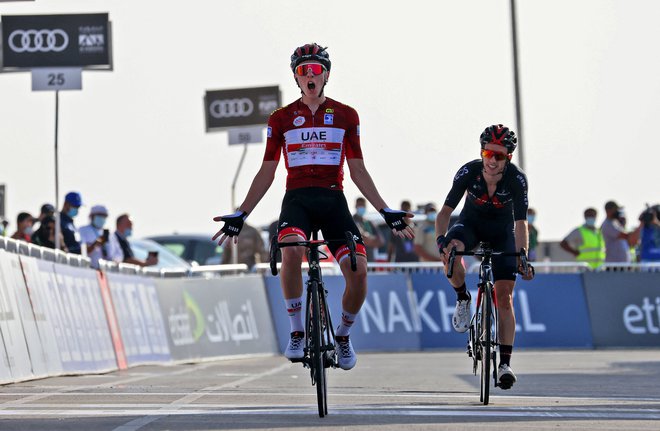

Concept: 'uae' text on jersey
[[263, 97, 363, 190]]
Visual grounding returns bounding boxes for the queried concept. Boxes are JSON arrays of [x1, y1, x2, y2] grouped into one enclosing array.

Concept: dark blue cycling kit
[[444, 160, 529, 281]]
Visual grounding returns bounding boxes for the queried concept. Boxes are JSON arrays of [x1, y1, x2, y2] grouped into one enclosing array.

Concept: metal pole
[[230, 143, 248, 211], [510, 0, 525, 171], [229, 142, 248, 265], [54, 90, 62, 251]]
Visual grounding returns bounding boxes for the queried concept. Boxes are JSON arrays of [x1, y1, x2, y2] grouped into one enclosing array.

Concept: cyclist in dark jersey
[[213, 43, 414, 371], [435, 124, 535, 389]]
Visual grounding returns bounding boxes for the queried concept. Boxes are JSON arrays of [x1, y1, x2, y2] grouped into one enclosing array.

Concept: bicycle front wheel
[[310, 280, 327, 417], [480, 283, 493, 405]]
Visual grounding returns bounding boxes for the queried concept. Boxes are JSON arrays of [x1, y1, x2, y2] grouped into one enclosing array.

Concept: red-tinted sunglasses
[[294, 63, 326, 76], [481, 149, 511, 161]]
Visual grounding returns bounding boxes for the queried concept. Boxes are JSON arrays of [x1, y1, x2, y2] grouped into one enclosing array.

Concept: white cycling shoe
[[497, 364, 517, 389], [452, 299, 471, 333], [284, 331, 305, 360], [335, 335, 357, 370]]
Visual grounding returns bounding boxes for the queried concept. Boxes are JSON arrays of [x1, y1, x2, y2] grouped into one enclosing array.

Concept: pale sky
[[1, 0, 658, 241]]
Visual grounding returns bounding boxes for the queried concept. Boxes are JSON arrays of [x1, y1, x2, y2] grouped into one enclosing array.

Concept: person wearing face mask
[[414, 203, 443, 262], [79, 205, 120, 269], [10, 212, 34, 242], [60, 191, 83, 254], [601, 200, 641, 268], [352, 197, 384, 261], [110, 213, 158, 267], [560, 207, 605, 269]]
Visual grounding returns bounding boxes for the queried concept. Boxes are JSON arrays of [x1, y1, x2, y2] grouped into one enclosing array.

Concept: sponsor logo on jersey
[[267, 126, 272, 138], [324, 113, 334, 125], [454, 166, 469, 181], [356, 125, 360, 136], [283, 127, 346, 167], [293, 116, 305, 127], [325, 108, 334, 113]]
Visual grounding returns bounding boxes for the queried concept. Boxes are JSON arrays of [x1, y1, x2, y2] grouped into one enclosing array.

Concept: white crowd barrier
[[0, 242, 281, 385]]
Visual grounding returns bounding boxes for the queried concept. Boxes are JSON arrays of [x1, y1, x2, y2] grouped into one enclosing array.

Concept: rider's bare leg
[[494, 280, 516, 365]]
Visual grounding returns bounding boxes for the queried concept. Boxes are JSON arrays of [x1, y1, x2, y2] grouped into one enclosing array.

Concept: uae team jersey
[[263, 97, 363, 190]]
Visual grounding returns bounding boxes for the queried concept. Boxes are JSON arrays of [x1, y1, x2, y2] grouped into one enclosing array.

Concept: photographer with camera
[[601, 200, 641, 268], [638, 204, 660, 263]]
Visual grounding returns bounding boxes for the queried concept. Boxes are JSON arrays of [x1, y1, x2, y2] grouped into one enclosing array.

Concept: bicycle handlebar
[[446, 245, 529, 279], [269, 231, 358, 275]]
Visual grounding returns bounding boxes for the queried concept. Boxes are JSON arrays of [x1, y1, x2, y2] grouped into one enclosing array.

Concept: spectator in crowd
[[560, 207, 605, 269], [79, 205, 120, 269], [353, 197, 384, 261], [0, 218, 8, 236], [638, 204, 660, 263], [60, 191, 83, 254], [38, 203, 55, 223], [10, 212, 34, 242], [388, 200, 419, 262], [527, 208, 539, 261], [414, 203, 442, 262], [601, 200, 641, 265], [221, 219, 268, 270], [109, 213, 158, 267], [31, 215, 67, 251]]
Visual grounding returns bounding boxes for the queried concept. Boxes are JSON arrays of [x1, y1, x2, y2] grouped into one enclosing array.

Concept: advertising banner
[[106, 273, 171, 365], [265, 273, 421, 353], [1, 252, 46, 379], [583, 272, 660, 347], [53, 264, 116, 372], [155, 275, 278, 361], [17, 256, 63, 375], [0, 251, 33, 381], [410, 273, 593, 349], [204, 86, 280, 130], [1, 13, 111, 69]]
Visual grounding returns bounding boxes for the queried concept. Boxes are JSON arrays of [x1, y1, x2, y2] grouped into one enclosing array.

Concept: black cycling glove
[[436, 235, 447, 254], [379, 208, 408, 231], [220, 211, 248, 237]]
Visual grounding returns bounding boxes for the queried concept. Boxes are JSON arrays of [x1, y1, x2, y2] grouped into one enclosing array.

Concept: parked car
[[146, 234, 223, 266], [129, 238, 192, 270]]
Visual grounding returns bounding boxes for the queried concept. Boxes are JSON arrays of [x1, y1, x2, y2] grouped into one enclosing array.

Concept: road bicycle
[[269, 230, 357, 417], [447, 242, 529, 405]]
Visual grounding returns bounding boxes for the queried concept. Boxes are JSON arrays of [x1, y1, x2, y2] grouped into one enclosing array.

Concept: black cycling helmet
[[290, 43, 331, 72], [480, 124, 517, 154]]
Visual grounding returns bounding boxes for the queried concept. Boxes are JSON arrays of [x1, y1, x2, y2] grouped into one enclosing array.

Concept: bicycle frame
[[448, 242, 528, 405], [270, 230, 357, 417]]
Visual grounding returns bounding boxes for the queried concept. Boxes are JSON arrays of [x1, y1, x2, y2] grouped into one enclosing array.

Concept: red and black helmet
[[480, 124, 517, 154], [290, 43, 331, 72]]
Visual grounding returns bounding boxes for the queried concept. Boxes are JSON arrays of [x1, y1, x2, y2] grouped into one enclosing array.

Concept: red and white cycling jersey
[[263, 97, 363, 190]]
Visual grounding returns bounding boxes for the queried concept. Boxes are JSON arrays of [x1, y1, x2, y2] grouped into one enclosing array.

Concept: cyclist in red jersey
[[213, 43, 414, 370]]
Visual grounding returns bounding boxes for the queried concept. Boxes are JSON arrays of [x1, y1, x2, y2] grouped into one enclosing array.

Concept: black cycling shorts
[[445, 217, 517, 281], [277, 187, 366, 259]]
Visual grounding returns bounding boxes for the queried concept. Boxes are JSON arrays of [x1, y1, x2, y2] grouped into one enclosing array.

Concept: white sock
[[335, 310, 357, 337], [285, 296, 304, 333]]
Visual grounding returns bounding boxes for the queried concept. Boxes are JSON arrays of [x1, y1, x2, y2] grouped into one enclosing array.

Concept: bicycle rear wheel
[[480, 283, 492, 405], [310, 280, 327, 417]]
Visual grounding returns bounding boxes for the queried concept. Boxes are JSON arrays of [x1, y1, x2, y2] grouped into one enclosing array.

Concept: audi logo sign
[[8, 29, 69, 52], [1, 13, 111, 69], [210, 98, 254, 119], [205, 86, 281, 131]]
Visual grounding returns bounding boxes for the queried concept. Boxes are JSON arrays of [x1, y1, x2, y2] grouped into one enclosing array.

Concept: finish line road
[[0, 350, 658, 431]]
